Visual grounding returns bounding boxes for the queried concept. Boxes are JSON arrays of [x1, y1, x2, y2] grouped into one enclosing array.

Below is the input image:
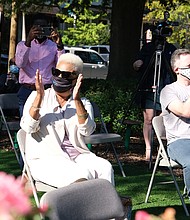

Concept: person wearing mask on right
[[133, 34, 176, 160], [160, 48, 190, 200], [15, 14, 64, 117]]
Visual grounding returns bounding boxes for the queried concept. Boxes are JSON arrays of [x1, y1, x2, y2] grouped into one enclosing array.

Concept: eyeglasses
[[52, 68, 78, 79]]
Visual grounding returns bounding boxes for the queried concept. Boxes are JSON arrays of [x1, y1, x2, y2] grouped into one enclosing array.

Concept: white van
[[64, 46, 108, 79]]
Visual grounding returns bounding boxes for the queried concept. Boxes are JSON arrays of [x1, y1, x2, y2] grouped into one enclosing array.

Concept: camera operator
[[133, 32, 176, 160], [15, 13, 65, 117]]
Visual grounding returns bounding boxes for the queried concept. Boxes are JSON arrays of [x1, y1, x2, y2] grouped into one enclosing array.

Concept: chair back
[[0, 93, 20, 130], [152, 115, 178, 167], [17, 129, 26, 154], [152, 115, 166, 142], [90, 101, 101, 119], [90, 101, 107, 133], [0, 93, 19, 110], [40, 179, 124, 220]]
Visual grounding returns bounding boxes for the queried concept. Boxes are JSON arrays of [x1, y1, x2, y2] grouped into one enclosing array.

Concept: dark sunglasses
[[52, 68, 78, 79]]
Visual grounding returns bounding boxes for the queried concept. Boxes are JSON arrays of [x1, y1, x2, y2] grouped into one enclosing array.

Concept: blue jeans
[[168, 139, 190, 196]]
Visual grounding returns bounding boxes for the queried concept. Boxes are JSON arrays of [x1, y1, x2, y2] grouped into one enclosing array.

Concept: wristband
[[31, 105, 41, 111], [77, 112, 89, 119]]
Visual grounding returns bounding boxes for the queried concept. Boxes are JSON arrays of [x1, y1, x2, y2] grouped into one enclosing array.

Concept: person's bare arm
[[73, 74, 89, 124], [168, 97, 190, 118], [29, 69, 44, 120], [25, 25, 42, 47], [50, 28, 64, 51]]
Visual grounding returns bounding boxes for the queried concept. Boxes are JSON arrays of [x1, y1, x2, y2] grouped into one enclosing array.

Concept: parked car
[[82, 45, 110, 62], [64, 46, 108, 79]]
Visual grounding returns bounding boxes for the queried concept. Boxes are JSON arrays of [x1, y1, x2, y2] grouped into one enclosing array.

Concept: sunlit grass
[[1, 149, 190, 220]]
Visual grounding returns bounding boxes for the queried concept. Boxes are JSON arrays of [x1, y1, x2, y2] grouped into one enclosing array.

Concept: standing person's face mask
[[9, 65, 20, 74]]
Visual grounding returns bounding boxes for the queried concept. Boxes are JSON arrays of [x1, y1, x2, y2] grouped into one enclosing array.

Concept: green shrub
[[81, 79, 143, 136]]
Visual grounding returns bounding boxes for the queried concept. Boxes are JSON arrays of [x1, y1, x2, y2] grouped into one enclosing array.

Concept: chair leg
[[168, 166, 189, 216], [145, 147, 161, 203], [124, 126, 131, 151], [110, 142, 126, 177]]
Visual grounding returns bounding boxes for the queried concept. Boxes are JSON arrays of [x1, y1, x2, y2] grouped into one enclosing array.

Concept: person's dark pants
[[168, 139, 190, 197], [17, 84, 51, 117], [17, 85, 33, 117]]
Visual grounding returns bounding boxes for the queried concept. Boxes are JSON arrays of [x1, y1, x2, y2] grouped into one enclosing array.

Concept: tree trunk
[[107, 0, 146, 83], [8, 1, 17, 67]]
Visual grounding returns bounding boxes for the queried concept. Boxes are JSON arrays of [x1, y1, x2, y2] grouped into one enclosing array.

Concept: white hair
[[56, 53, 83, 73]]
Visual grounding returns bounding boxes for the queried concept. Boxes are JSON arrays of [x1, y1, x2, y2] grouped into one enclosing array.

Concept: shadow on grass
[[1, 148, 189, 220], [132, 205, 190, 220], [113, 162, 190, 220]]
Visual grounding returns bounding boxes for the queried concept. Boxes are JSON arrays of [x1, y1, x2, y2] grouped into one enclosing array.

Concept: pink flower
[[39, 204, 49, 214], [135, 210, 151, 220], [0, 172, 31, 216]]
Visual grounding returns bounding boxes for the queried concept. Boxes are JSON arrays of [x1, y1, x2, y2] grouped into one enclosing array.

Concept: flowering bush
[[135, 208, 176, 220], [0, 172, 47, 220]]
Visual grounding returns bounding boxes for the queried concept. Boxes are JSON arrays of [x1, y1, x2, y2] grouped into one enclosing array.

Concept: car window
[[90, 47, 99, 53], [99, 47, 109, 54], [90, 47, 109, 54], [89, 52, 104, 64], [74, 51, 89, 63]]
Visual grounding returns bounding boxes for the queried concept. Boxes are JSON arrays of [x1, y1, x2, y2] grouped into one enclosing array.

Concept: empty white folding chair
[[145, 115, 189, 216], [84, 101, 126, 177]]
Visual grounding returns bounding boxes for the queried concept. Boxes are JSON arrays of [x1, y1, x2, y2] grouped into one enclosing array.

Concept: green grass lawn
[[114, 162, 190, 220], [1, 148, 190, 220]]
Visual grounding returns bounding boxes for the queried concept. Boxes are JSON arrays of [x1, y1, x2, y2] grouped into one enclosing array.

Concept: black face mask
[[52, 76, 73, 93], [35, 36, 47, 43]]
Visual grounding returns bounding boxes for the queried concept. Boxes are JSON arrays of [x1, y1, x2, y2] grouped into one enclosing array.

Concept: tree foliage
[[144, 0, 190, 48], [58, 8, 110, 46], [0, 0, 59, 16]]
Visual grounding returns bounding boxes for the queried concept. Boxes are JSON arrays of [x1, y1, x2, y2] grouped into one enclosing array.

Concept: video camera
[[151, 11, 179, 38]]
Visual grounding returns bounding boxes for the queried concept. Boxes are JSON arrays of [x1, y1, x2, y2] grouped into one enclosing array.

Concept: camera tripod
[[123, 42, 175, 168]]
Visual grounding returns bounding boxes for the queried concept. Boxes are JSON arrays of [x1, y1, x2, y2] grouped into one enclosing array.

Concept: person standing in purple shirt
[[15, 14, 65, 117]]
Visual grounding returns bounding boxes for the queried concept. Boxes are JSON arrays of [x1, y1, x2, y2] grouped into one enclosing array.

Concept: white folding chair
[[0, 93, 20, 164], [145, 115, 189, 216], [84, 101, 126, 177], [17, 129, 57, 210]]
